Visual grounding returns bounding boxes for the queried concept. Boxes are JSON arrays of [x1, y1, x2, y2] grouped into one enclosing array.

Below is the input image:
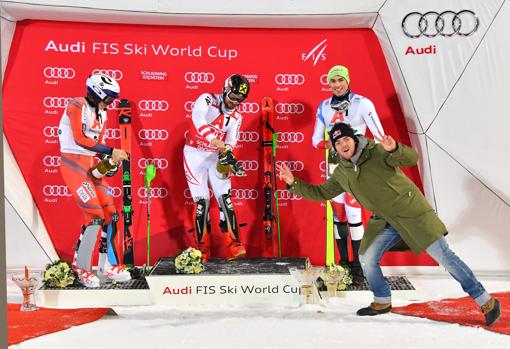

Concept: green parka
[[288, 137, 447, 255]]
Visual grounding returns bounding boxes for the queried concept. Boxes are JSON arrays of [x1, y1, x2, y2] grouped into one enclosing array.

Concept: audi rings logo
[[138, 158, 169, 170], [183, 188, 213, 199], [184, 72, 215, 84], [138, 129, 169, 141], [43, 126, 59, 138], [43, 185, 72, 197], [236, 103, 260, 114], [238, 131, 259, 143], [320, 74, 329, 86], [402, 10, 479, 38], [43, 97, 71, 109], [319, 161, 326, 172], [107, 99, 121, 110], [92, 69, 123, 80], [238, 160, 259, 171], [277, 189, 302, 201], [43, 67, 76, 79], [43, 155, 61, 167], [275, 74, 305, 85], [139, 100, 169, 112], [108, 186, 122, 198], [184, 101, 196, 112], [104, 128, 121, 140], [231, 189, 259, 200], [277, 132, 304, 143], [138, 187, 168, 199], [276, 160, 304, 172], [275, 103, 305, 115]]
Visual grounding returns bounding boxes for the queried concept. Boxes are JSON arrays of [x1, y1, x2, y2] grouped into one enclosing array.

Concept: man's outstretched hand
[[276, 162, 295, 185]]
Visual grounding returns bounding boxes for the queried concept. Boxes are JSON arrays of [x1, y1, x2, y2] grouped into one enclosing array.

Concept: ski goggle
[[331, 99, 351, 112], [227, 91, 246, 103]]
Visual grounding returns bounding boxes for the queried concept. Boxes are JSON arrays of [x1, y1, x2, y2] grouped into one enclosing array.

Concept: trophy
[[288, 260, 322, 304], [319, 265, 346, 298], [11, 266, 39, 312]]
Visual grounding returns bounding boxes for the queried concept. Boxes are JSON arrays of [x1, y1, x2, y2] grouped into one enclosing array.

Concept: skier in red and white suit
[[183, 74, 250, 262], [312, 65, 384, 282], [59, 73, 131, 287]]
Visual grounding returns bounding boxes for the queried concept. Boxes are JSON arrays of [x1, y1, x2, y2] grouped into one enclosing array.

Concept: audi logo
[[43, 67, 76, 79], [236, 103, 260, 114], [138, 187, 168, 199], [184, 72, 215, 84], [184, 101, 196, 112], [138, 158, 169, 170], [104, 128, 121, 140], [107, 99, 121, 110], [275, 103, 305, 115], [319, 161, 326, 172], [108, 186, 122, 198], [92, 69, 123, 80], [237, 160, 259, 171], [238, 131, 259, 143], [230, 189, 259, 200], [184, 188, 213, 199], [402, 10, 479, 38], [43, 185, 72, 197], [275, 74, 305, 86], [277, 132, 304, 143], [43, 97, 71, 109], [139, 100, 169, 112], [277, 189, 302, 201], [43, 155, 61, 167], [320, 74, 329, 86], [276, 160, 304, 172], [138, 129, 169, 141], [43, 126, 60, 138]]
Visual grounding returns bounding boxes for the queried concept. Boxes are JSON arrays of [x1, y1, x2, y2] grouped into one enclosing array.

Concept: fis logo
[[301, 39, 327, 66]]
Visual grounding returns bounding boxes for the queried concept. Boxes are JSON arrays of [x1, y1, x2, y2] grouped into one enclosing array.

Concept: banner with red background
[[2, 20, 436, 266]]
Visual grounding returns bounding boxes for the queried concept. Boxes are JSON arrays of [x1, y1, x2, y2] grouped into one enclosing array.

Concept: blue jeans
[[359, 224, 490, 306]]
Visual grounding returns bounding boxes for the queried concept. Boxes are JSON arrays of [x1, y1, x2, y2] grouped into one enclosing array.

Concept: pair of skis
[[261, 97, 281, 257], [118, 100, 156, 272]]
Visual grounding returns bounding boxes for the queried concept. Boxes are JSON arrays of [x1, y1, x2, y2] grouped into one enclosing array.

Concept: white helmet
[[86, 73, 120, 105]]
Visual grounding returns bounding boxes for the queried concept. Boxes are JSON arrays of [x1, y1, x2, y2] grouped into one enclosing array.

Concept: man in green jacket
[[277, 122, 500, 326]]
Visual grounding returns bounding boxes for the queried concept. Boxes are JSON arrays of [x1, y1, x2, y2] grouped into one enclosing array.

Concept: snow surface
[[6, 272, 510, 349]]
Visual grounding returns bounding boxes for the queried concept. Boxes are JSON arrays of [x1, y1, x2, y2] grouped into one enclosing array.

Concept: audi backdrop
[[3, 0, 510, 272]]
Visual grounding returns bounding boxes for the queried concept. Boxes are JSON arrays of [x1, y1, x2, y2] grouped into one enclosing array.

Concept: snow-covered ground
[[6, 270, 510, 349]]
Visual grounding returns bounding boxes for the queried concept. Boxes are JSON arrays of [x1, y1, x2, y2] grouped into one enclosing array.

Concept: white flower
[[175, 247, 203, 274]]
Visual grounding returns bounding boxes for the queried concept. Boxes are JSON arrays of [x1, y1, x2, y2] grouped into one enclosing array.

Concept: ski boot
[[97, 262, 131, 283], [73, 265, 100, 288], [224, 233, 246, 260]]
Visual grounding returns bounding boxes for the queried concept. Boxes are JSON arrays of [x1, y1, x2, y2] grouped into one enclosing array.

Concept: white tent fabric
[[2, 0, 509, 273]]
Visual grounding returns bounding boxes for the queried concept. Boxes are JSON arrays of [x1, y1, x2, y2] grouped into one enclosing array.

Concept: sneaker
[[98, 264, 131, 283], [481, 298, 501, 326], [73, 267, 100, 288], [199, 234, 211, 263], [225, 235, 246, 260], [357, 302, 392, 316]]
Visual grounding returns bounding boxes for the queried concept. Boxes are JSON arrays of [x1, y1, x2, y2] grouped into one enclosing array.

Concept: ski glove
[[218, 150, 246, 177]]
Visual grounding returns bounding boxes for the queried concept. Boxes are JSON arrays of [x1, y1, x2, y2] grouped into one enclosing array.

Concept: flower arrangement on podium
[[43, 260, 75, 288], [175, 247, 204, 274]]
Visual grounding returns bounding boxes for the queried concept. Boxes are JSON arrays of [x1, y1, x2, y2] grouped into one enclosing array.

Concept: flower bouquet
[[43, 260, 75, 288], [175, 247, 204, 274]]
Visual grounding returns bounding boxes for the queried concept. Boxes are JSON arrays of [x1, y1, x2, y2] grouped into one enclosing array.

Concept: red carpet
[[7, 304, 112, 345], [392, 291, 510, 335]]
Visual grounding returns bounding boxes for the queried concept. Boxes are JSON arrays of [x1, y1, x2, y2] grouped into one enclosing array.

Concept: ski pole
[[144, 164, 157, 273], [272, 132, 282, 257]]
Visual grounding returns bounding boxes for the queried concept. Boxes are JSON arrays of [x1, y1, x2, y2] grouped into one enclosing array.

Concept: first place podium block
[[146, 257, 305, 306]]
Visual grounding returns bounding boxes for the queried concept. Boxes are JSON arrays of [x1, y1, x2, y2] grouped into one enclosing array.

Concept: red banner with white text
[[2, 20, 436, 266]]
